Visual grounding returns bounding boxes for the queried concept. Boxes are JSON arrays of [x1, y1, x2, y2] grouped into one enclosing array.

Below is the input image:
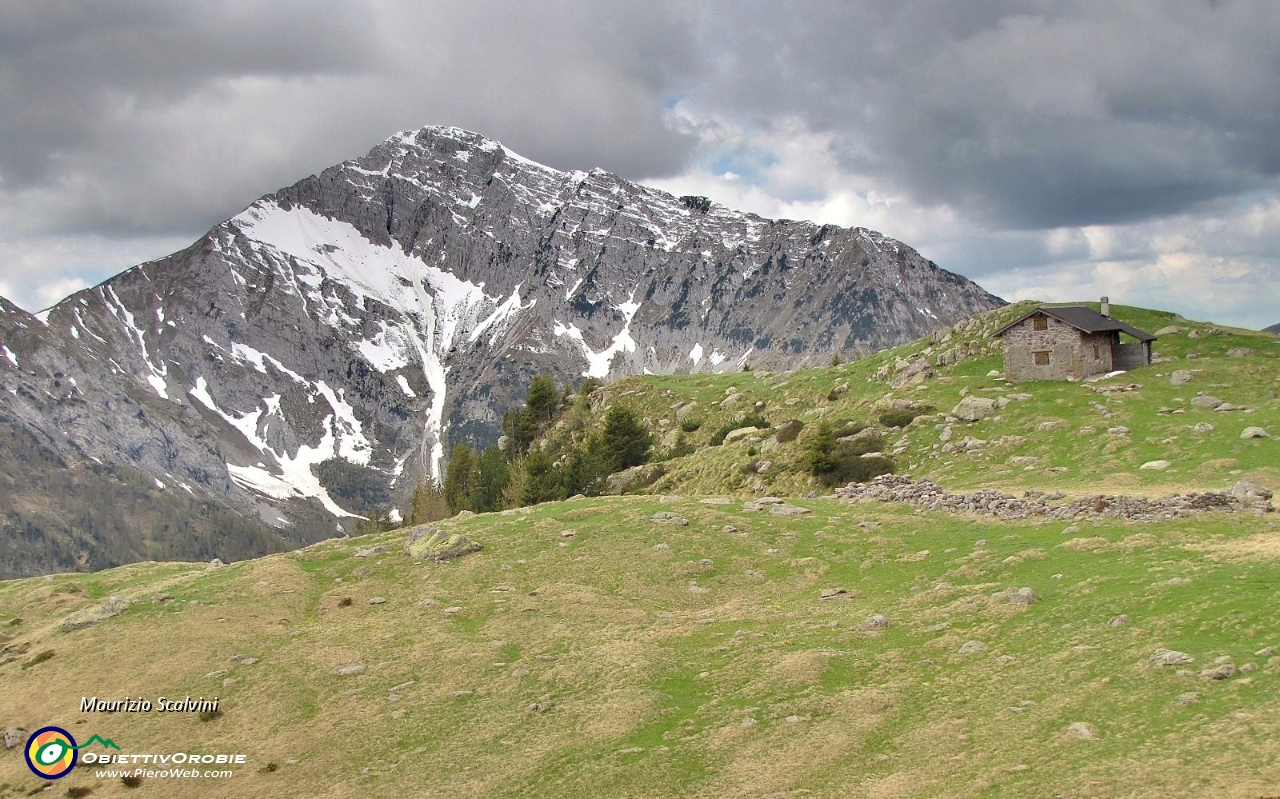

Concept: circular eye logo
[[25, 726, 78, 780]]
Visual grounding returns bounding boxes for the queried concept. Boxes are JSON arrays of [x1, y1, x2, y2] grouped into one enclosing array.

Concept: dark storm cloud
[[0, 0, 696, 238], [688, 0, 1280, 228]]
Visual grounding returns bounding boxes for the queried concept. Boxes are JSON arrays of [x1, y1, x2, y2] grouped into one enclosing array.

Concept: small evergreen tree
[[524, 374, 559, 425], [443, 443, 477, 514], [471, 445, 510, 513], [520, 447, 559, 506], [408, 481, 449, 525], [601, 405, 652, 471]]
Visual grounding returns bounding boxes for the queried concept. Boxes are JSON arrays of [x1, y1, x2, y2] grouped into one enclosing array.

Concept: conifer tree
[[443, 443, 477, 514], [600, 405, 652, 471]]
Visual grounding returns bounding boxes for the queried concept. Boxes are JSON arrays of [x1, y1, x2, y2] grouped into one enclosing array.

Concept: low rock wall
[[836, 474, 1272, 521]]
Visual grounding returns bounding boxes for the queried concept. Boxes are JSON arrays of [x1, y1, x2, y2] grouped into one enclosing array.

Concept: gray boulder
[[952, 396, 997, 422], [62, 595, 130, 631], [1149, 648, 1194, 666]]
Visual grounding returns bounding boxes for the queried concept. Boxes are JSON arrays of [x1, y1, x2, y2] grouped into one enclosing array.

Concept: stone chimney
[[1100, 296, 1110, 318]]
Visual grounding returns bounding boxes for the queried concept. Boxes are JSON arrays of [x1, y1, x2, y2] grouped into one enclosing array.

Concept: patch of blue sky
[[708, 149, 778, 183]]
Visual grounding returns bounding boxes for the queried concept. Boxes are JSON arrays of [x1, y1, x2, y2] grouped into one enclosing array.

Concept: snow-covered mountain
[[0, 126, 1003, 576]]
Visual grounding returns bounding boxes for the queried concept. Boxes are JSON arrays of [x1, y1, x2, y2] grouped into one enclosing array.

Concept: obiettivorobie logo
[[24, 727, 120, 780]]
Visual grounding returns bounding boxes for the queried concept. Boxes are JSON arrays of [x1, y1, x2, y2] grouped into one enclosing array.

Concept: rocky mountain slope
[[0, 126, 1001, 577]]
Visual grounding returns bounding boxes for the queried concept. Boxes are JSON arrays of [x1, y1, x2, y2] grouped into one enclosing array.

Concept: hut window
[[1033, 316, 1048, 331], [1033, 350, 1050, 366], [1093, 345, 1101, 359]]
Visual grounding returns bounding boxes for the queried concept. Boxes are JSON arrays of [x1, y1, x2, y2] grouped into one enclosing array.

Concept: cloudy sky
[[1, 1, 1277, 328]]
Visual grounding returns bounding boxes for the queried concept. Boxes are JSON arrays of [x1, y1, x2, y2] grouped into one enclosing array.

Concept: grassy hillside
[[565, 302, 1278, 499], [1, 302, 1277, 798], [1, 495, 1278, 798]]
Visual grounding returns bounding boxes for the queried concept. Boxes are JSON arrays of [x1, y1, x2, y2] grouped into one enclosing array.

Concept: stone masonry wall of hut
[[1002, 313, 1097, 381], [1077, 331, 1115, 378]]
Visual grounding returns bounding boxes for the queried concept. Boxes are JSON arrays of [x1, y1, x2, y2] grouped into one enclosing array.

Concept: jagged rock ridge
[[0, 126, 1003, 577]]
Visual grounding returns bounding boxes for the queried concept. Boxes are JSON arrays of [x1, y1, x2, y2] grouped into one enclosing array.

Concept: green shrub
[[877, 405, 934, 429], [679, 418, 702, 433], [804, 421, 895, 486], [842, 430, 883, 456], [21, 649, 53, 670]]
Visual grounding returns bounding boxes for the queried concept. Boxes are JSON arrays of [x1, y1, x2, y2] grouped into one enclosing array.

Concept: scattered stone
[[151, 593, 174, 604], [1190, 394, 1224, 410], [723, 426, 760, 443], [784, 715, 810, 724], [959, 641, 987, 655], [1227, 347, 1254, 358], [1256, 646, 1276, 658], [1176, 692, 1201, 705], [223, 677, 237, 687], [1232, 481, 1274, 507], [1139, 460, 1171, 471], [951, 396, 997, 422], [650, 512, 689, 526], [352, 565, 373, 578], [367, 597, 387, 605], [230, 654, 258, 665], [1240, 426, 1270, 439], [820, 588, 852, 600], [452, 690, 473, 699], [512, 668, 529, 678], [354, 545, 388, 558], [1201, 664, 1235, 680], [559, 529, 577, 538], [204, 670, 228, 680], [1008, 587, 1036, 606], [443, 606, 463, 615], [389, 682, 413, 695], [652, 543, 672, 553], [1062, 526, 1080, 535], [4, 727, 26, 749], [859, 614, 890, 630], [1193, 422, 1214, 433], [722, 525, 739, 534], [1108, 615, 1130, 627], [331, 663, 366, 676], [1149, 648, 1194, 666], [524, 702, 552, 713], [699, 558, 714, 567], [768, 503, 811, 517], [207, 558, 224, 570], [62, 595, 131, 631], [1169, 370, 1193, 386], [403, 526, 482, 562], [1066, 722, 1098, 740]]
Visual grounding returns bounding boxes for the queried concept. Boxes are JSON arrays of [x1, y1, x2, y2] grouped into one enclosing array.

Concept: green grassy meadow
[[0, 304, 1277, 797]]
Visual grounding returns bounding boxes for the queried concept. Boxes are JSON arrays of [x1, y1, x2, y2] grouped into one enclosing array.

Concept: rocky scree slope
[[0, 126, 1000, 577]]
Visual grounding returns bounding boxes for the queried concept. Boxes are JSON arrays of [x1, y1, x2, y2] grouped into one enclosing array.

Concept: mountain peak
[[0, 125, 1004, 577]]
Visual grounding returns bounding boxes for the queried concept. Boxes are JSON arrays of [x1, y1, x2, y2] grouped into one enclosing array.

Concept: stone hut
[[993, 299, 1156, 382]]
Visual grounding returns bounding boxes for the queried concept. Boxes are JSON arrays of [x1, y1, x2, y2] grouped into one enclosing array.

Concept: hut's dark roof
[[992, 306, 1157, 342]]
